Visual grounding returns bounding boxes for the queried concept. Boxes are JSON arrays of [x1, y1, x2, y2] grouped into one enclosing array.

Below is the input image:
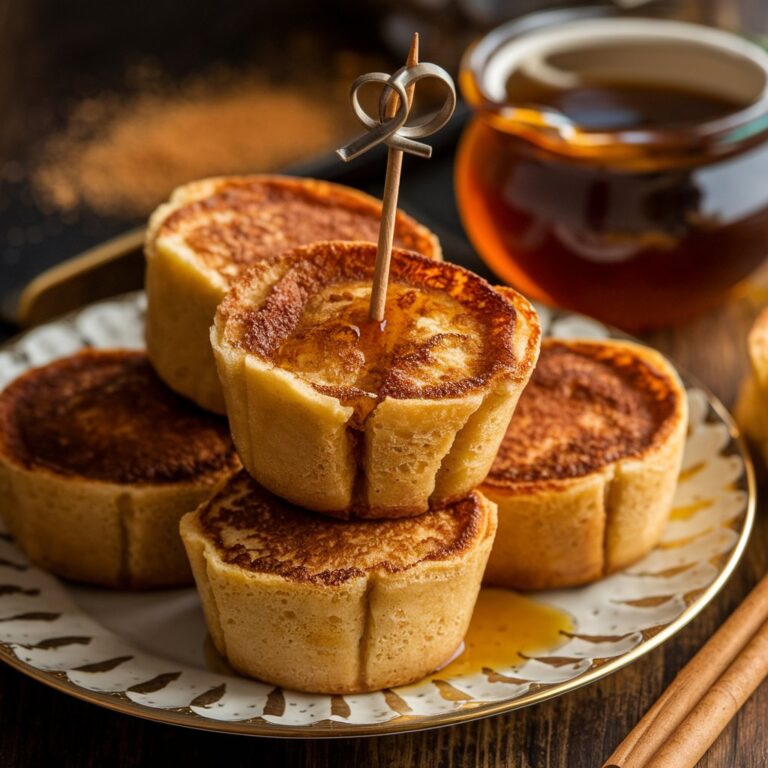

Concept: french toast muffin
[[734, 377, 768, 458], [747, 306, 768, 396], [180, 470, 497, 693], [212, 241, 541, 519], [736, 307, 768, 453], [145, 175, 442, 413], [481, 339, 687, 590], [0, 350, 240, 588]]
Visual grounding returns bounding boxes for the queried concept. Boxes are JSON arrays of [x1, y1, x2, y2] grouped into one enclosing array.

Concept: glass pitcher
[[455, 14, 768, 330]]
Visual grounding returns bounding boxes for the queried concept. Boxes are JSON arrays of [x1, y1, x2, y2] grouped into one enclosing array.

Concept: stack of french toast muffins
[[0, 176, 689, 694]]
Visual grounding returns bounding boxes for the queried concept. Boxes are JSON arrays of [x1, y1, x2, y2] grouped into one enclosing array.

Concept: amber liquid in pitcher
[[503, 76, 742, 131], [456, 76, 768, 330]]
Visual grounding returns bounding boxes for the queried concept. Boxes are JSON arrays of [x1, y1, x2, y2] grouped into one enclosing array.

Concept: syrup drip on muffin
[[273, 282, 482, 423]]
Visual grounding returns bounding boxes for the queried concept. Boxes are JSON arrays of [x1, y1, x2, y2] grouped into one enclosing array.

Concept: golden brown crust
[[0, 350, 239, 485], [216, 241, 529, 406], [484, 339, 681, 490], [748, 307, 768, 396], [149, 175, 440, 281], [197, 471, 487, 585]]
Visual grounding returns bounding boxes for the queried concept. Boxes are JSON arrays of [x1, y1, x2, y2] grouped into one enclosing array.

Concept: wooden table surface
[[0, 277, 765, 768]]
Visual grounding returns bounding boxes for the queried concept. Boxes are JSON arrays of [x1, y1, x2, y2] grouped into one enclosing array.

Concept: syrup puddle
[[201, 589, 574, 695], [437, 588, 573, 678], [677, 461, 705, 483], [670, 498, 713, 521]]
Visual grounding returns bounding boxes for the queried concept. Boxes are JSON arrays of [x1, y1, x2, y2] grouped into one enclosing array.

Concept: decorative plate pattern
[[0, 293, 754, 737]]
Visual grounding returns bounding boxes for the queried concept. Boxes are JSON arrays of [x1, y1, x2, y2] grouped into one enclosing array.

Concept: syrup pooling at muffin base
[[273, 281, 488, 427], [438, 589, 573, 679]]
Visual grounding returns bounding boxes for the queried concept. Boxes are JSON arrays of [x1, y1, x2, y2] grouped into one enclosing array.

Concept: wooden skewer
[[604, 573, 768, 768], [369, 33, 419, 322]]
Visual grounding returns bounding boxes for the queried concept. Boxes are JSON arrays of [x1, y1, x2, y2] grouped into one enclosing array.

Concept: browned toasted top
[[196, 471, 490, 585], [484, 339, 682, 489], [0, 350, 239, 484], [150, 176, 439, 282], [217, 241, 537, 412]]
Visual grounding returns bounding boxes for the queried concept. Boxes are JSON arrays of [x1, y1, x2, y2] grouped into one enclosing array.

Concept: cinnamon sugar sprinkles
[[31, 65, 362, 218]]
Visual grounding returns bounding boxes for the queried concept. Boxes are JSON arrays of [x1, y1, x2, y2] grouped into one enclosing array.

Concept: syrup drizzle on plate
[[439, 588, 573, 678]]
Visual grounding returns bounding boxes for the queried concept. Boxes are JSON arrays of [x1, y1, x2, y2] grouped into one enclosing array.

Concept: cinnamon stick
[[645, 619, 768, 768], [604, 574, 768, 768], [369, 33, 419, 322]]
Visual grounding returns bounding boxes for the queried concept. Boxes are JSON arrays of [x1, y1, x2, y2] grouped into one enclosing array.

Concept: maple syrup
[[273, 282, 480, 422], [503, 78, 742, 132], [439, 588, 572, 678], [457, 18, 768, 330]]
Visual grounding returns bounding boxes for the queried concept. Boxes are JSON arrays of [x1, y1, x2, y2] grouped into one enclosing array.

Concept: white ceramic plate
[[0, 293, 754, 737]]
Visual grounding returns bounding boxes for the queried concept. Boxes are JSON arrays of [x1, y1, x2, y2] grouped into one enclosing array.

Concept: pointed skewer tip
[[407, 33, 419, 67]]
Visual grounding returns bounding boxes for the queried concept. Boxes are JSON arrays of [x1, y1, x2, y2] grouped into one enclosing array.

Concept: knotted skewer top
[[336, 34, 457, 322], [337, 61, 456, 162]]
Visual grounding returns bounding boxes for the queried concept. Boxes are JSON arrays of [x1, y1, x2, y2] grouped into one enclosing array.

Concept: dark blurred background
[[0, 0, 766, 330]]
